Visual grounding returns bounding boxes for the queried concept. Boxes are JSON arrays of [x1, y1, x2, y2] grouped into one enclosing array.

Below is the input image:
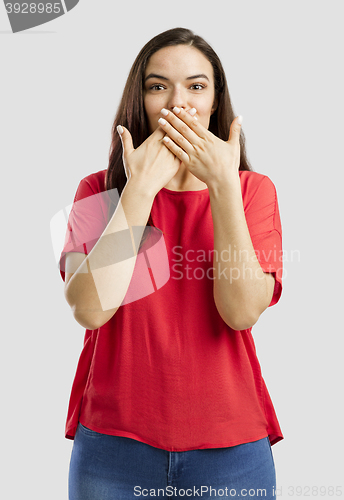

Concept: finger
[[162, 135, 190, 164], [158, 116, 195, 156], [117, 125, 134, 158], [227, 115, 243, 143], [163, 107, 207, 141]]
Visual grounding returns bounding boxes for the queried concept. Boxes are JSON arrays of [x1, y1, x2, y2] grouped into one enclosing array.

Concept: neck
[[163, 163, 208, 191]]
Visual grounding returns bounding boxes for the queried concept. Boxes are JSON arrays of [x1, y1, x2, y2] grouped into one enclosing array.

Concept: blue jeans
[[69, 423, 276, 499]]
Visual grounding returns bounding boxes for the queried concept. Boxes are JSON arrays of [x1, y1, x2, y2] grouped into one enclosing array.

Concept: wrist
[[207, 171, 241, 198], [125, 177, 157, 202]]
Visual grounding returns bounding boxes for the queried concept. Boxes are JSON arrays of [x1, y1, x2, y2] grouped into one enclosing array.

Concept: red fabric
[[59, 169, 284, 451]]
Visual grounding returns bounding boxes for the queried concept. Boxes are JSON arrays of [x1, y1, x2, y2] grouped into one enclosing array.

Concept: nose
[[167, 87, 187, 111]]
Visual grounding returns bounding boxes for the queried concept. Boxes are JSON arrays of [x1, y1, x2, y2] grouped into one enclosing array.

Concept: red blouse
[[59, 168, 284, 451]]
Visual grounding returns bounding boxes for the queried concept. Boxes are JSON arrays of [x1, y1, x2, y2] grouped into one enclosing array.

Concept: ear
[[211, 96, 218, 115]]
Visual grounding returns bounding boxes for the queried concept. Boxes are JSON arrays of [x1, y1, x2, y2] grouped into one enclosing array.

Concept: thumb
[[227, 115, 243, 143], [117, 125, 134, 158]]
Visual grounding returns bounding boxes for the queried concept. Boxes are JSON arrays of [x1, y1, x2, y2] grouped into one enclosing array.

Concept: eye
[[149, 84, 165, 91], [190, 83, 206, 90]]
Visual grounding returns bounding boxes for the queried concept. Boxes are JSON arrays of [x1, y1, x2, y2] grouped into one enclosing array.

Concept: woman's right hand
[[117, 125, 181, 198]]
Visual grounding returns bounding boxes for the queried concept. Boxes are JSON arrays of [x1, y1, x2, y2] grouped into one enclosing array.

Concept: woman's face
[[143, 45, 218, 135]]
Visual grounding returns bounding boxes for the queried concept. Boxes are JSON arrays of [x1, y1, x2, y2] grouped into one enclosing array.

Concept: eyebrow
[[144, 73, 210, 83]]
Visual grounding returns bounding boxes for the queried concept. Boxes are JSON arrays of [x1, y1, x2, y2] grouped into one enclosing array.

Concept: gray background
[[1, 0, 343, 498]]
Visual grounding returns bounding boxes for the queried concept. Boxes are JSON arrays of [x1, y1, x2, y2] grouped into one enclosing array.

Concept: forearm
[[208, 174, 272, 330], [64, 178, 155, 329]]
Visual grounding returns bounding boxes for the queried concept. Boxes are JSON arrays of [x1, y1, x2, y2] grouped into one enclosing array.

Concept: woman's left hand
[[158, 107, 242, 187]]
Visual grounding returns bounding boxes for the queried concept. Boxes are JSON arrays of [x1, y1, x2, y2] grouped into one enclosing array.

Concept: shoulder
[[74, 169, 107, 201], [239, 169, 276, 190], [239, 170, 277, 201]]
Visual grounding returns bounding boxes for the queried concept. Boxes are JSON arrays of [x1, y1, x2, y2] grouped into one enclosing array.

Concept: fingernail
[[173, 107, 181, 114], [161, 108, 169, 116], [158, 118, 167, 125], [117, 125, 123, 135], [188, 108, 197, 116], [237, 115, 243, 125]]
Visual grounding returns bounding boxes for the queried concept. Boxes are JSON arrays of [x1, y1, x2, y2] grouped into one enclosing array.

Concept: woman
[[60, 27, 283, 499]]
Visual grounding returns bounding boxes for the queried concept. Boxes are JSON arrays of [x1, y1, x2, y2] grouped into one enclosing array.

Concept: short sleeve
[[243, 174, 283, 307], [59, 174, 116, 282]]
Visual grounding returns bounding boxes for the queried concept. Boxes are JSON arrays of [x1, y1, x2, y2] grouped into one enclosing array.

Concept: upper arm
[[244, 174, 283, 308], [263, 271, 276, 310], [58, 173, 109, 284], [64, 252, 88, 287]]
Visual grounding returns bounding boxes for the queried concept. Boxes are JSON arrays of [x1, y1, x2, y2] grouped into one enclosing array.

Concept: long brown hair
[[105, 27, 252, 225]]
